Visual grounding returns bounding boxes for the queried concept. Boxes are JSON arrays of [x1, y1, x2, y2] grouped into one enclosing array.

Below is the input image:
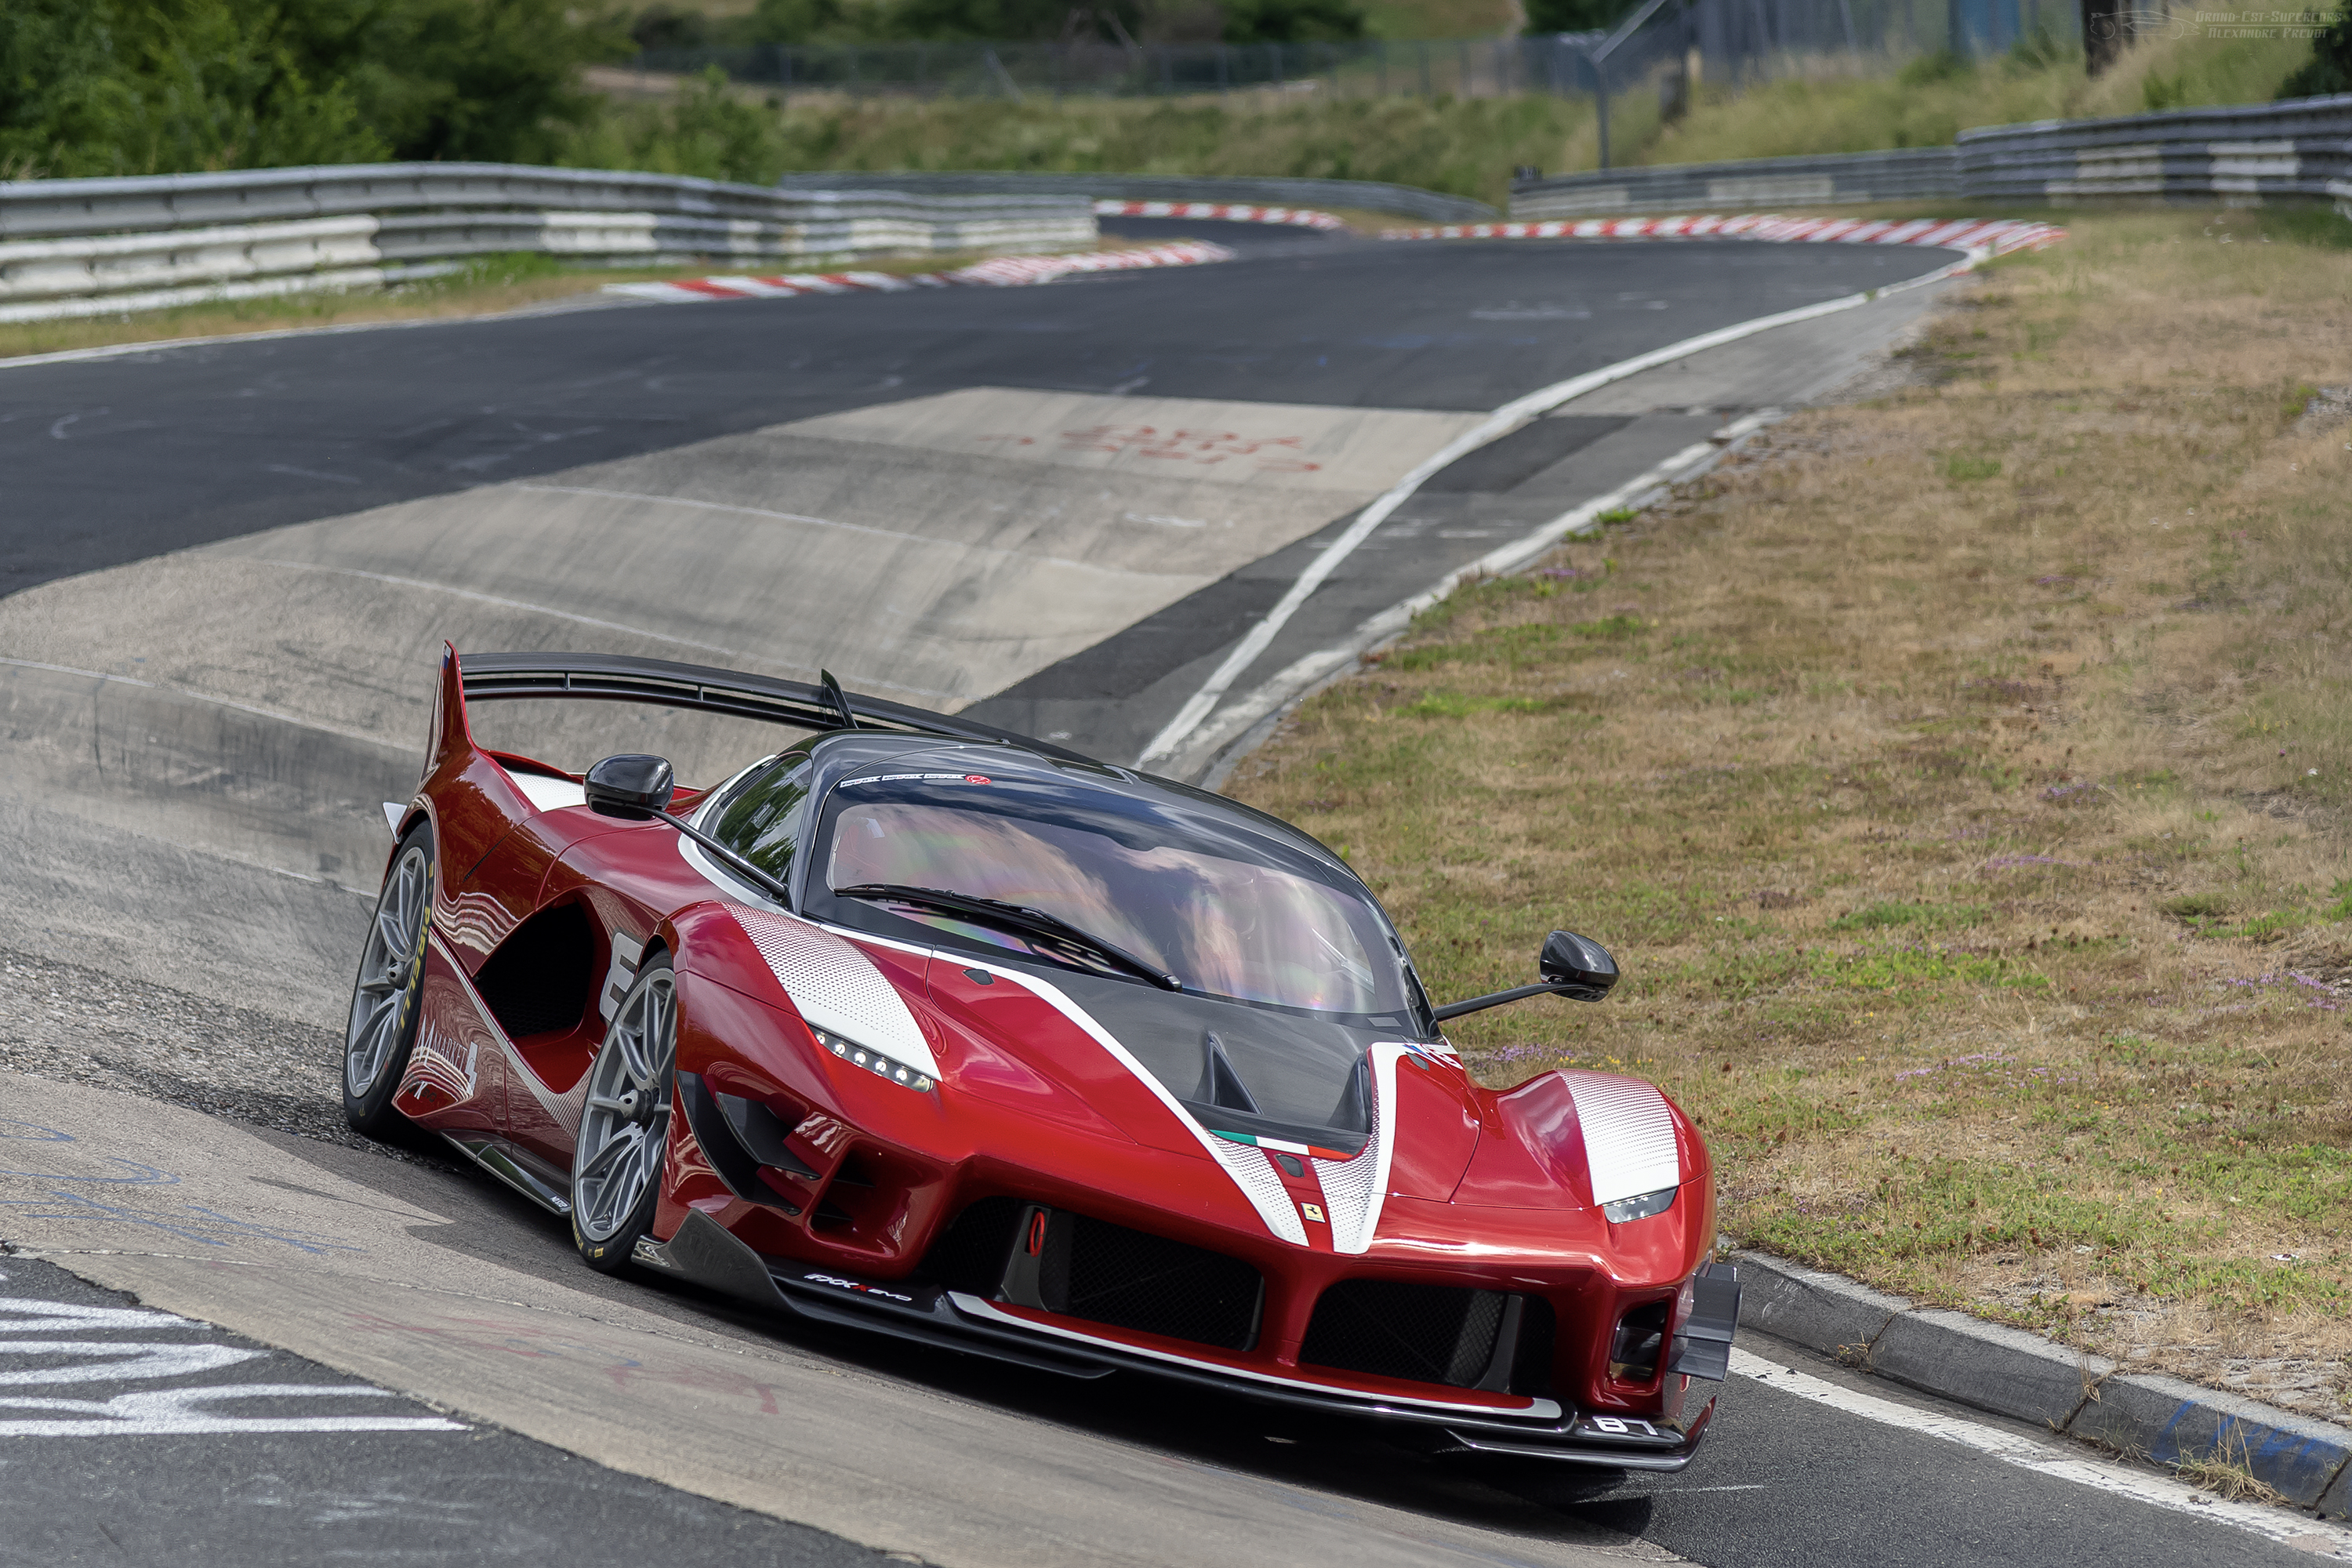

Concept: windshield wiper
[[833, 883, 1181, 991]]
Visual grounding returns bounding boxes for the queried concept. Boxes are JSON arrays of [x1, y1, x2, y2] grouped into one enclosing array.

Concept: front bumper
[[643, 1210, 1721, 1472]]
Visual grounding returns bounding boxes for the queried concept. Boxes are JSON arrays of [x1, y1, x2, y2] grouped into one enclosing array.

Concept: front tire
[[572, 954, 676, 1273], [344, 822, 434, 1137]]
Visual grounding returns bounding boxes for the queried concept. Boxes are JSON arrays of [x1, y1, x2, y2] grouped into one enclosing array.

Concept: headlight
[[1602, 1185, 1677, 1223], [811, 1025, 934, 1093]]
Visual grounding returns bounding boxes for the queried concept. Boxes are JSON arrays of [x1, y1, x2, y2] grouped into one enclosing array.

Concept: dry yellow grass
[[1228, 205, 2352, 1421]]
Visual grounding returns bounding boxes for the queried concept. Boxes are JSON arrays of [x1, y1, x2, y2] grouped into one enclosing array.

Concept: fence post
[[1419, 38, 1432, 96], [1596, 56, 1611, 169], [1218, 42, 1229, 93], [1379, 39, 1388, 95], [1457, 38, 1471, 96]]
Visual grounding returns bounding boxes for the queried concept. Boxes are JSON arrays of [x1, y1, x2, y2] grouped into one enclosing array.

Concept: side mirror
[[1541, 930, 1618, 1001], [1430, 928, 1620, 1023], [584, 754, 675, 819]]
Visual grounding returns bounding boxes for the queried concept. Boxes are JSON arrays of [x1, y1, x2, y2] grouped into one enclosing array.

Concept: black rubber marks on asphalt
[[964, 408, 1652, 761], [1417, 415, 1632, 493]]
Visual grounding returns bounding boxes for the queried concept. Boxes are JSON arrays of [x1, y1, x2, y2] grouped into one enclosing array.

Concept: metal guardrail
[[0, 162, 1094, 325], [1512, 148, 1958, 219], [1957, 93, 2352, 207], [1509, 95, 2352, 219], [775, 171, 1495, 224]]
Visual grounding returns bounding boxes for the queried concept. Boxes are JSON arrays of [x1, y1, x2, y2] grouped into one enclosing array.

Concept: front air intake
[[1301, 1279, 1511, 1388], [997, 1206, 1263, 1352]]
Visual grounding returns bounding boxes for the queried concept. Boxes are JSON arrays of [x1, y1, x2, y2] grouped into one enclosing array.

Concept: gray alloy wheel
[[343, 826, 435, 1134], [572, 954, 675, 1272]]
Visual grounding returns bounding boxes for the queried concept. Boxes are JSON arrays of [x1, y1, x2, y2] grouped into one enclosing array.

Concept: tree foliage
[[641, 0, 1359, 49], [1519, 0, 1645, 35], [1217, 0, 1366, 44], [2277, 2, 2352, 97], [0, 0, 625, 179]]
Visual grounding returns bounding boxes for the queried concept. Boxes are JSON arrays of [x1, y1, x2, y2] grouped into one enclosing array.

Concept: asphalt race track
[[3, 223, 2340, 1566]]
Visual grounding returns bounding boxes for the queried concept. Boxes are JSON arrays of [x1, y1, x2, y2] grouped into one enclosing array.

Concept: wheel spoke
[[376, 907, 408, 964], [574, 965, 673, 1246], [577, 1127, 637, 1182], [344, 844, 436, 1112], [591, 1134, 644, 1228], [347, 992, 401, 1087], [624, 1131, 662, 1205]]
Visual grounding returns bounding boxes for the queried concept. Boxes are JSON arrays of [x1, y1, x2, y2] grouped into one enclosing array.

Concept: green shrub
[[2278, 1, 2352, 96], [0, 0, 623, 179]]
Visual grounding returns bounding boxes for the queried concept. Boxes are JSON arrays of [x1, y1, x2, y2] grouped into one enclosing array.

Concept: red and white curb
[[1093, 199, 1348, 230], [604, 239, 1236, 304], [1385, 213, 2065, 256]]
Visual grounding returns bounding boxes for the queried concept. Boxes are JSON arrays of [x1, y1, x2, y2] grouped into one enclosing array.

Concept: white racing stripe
[[729, 906, 944, 1081], [1559, 1071, 1679, 1208], [1730, 1348, 2352, 1558]]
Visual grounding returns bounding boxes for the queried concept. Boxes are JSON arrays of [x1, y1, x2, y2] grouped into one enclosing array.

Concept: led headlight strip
[[1601, 1185, 1677, 1223], [811, 1025, 935, 1093]]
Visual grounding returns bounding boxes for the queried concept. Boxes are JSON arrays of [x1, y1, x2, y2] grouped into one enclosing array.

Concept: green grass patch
[[1828, 901, 1991, 931], [1810, 945, 2053, 995]]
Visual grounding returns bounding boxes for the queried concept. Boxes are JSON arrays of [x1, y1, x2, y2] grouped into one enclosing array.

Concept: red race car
[[347, 648, 1739, 1469]]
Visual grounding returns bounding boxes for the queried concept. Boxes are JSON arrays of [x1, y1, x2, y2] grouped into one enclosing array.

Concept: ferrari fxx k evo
[[347, 648, 1740, 1469]]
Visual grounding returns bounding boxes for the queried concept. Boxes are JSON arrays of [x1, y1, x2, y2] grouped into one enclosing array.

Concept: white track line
[[1179, 422, 1766, 782], [1131, 262, 1970, 768], [1731, 1348, 2352, 1559]]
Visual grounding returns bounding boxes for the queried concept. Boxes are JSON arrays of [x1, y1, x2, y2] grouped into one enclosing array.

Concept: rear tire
[[572, 954, 676, 1273], [343, 822, 435, 1137]]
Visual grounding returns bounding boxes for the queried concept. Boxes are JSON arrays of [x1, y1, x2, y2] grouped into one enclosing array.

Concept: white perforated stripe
[[1310, 1045, 1405, 1256], [728, 906, 940, 1080], [1208, 1139, 1307, 1247], [1559, 1070, 1680, 1206]]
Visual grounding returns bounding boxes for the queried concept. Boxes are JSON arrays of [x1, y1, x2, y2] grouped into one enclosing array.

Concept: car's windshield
[[816, 773, 1414, 1018]]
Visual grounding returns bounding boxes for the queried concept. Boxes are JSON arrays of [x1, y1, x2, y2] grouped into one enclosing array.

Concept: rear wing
[[456, 650, 1094, 765]]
